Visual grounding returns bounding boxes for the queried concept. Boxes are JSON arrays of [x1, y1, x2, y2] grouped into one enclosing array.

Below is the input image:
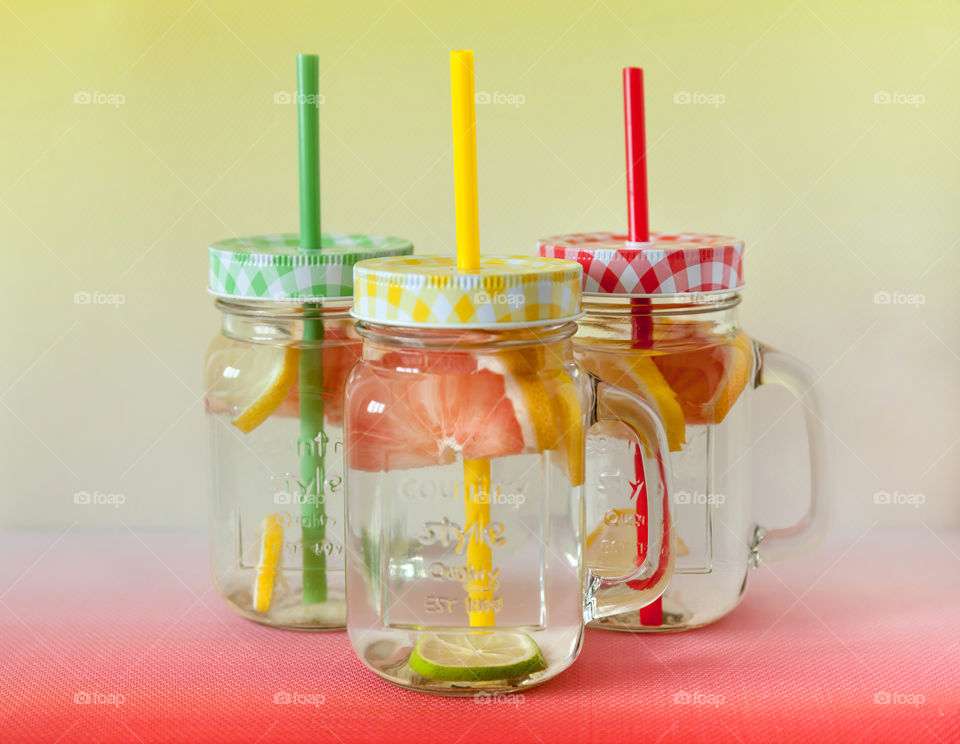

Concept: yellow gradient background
[[1, 0, 957, 530]]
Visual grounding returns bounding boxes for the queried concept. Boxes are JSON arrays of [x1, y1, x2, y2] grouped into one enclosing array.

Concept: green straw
[[296, 53, 327, 604]]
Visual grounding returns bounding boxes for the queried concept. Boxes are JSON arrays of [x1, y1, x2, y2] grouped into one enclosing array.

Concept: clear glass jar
[[575, 293, 828, 631], [205, 298, 357, 629], [343, 320, 674, 693]]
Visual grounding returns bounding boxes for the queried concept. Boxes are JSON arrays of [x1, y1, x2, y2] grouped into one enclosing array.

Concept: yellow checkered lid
[[351, 255, 583, 328]]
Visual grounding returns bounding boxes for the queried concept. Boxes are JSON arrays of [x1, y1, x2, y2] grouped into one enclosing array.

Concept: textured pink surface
[[1, 528, 958, 743]]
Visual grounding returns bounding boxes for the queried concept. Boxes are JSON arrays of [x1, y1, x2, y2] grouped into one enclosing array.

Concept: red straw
[[623, 67, 649, 244], [623, 67, 653, 347], [623, 66, 662, 626]]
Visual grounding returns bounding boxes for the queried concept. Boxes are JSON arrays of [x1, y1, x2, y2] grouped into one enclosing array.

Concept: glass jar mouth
[[214, 296, 354, 320], [355, 320, 578, 349], [581, 291, 742, 317]]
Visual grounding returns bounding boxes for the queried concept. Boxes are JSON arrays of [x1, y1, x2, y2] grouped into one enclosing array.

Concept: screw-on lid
[[351, 255, 583, 328], [208, 233, 414, 302], [537, 232, 745, 296]]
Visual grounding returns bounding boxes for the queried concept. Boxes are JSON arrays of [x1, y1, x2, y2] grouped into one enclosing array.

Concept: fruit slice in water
[[253, 514, 283, 612], [318, 333, 361, 424], [346, 350, 526, 472], [484, 347, 585, 485], [585, 507, 643, 577], [577, 349, 686, 451], [203, 341, 302, 434], [275, 330, 361, 425], [652, 331, 753, 426], [347, 347, 584, 476], [408, 632, 547, 682]]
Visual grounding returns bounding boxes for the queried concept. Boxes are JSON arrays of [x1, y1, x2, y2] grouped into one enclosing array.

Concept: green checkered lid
[[208, 233, 414, 301]]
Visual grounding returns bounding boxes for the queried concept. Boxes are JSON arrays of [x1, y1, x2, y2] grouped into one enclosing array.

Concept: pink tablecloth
[[1, 528, 958, 743]]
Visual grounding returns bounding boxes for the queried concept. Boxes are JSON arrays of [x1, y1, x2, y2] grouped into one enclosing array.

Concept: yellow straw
[[451, 50, 492, 627], [464, 458, 494, 625], [450, 50, 480, 272]]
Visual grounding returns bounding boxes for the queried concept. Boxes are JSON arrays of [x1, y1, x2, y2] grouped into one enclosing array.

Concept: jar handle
[[752, 342, 831, 564], [582, 373, 674, 622]]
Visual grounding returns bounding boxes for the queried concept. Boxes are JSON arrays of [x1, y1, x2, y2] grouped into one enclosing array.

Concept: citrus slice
[[275, 330, 361, 425], [488, 347, 585, 486], [231, 346, 300, 433], [253, 514, 283, 612], [347, 346, 584, 478], [652, 331, 753, 425], [346, 349, 526, 472], [577, 348, 686, 451], [204, 338, 302, 434], [544, 369, 585, 486], [585, 507, 644, 577], [408, 632, 546, 681]]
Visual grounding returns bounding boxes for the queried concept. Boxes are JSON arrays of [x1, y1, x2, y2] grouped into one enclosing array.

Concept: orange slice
[[577, 348, 686, 451]]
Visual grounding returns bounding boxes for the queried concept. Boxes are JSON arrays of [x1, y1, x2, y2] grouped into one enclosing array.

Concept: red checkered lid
[[537, 231, 745, 296]]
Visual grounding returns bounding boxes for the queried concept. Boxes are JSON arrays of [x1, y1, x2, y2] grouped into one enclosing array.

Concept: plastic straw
[[451, 50, 480, 272], [623, 67, 653, 346], [623, 67, 649, 244], [623, 66, 662, 625], [296, 53, 327, 604], [451, 50, 493, 627]]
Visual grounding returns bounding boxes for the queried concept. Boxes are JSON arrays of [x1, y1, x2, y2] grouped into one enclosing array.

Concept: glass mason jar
[[540, 233, 828, 632], [204, 233, 412, 630], [343, 255, 675, 693]]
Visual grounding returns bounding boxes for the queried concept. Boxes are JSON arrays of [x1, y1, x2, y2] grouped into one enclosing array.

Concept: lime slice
[[409, 632, 547, 682]]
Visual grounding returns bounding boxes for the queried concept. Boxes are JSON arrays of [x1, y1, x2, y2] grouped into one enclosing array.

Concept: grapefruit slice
[[346, 349, 526, 472], [275, 330, 361, 425], [346, 347, 584, 476], [652, 331, 753, 426]]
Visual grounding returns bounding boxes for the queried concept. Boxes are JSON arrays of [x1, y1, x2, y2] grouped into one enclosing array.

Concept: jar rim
[[214, 296, 354, 319], [349, 310, 585, 331], [355, 320, 578, 348], [581, 291, 742, 315]]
